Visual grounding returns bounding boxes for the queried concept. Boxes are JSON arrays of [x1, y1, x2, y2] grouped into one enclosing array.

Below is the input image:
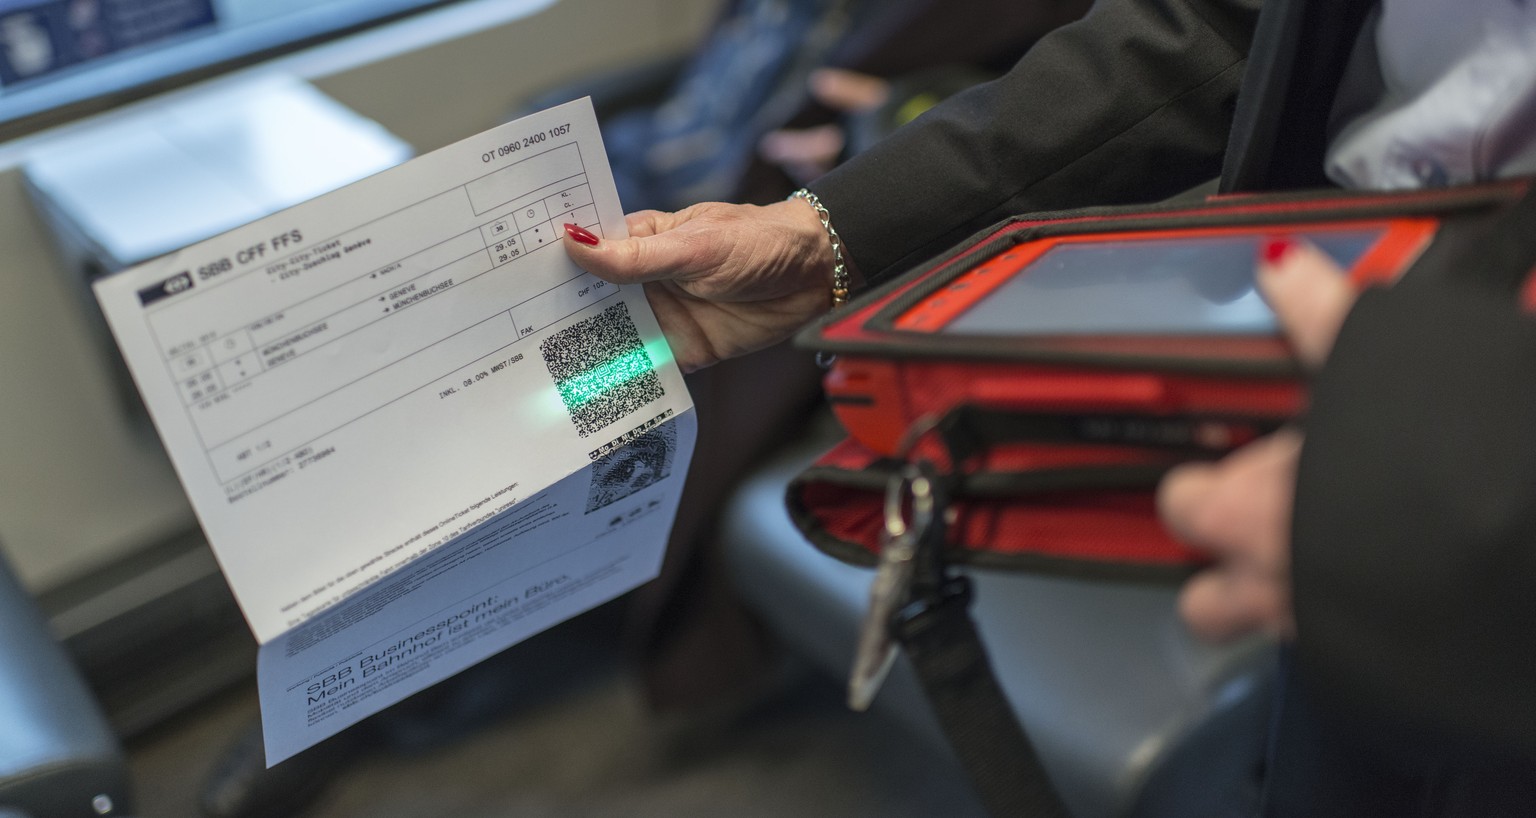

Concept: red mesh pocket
[[787, 437, 1206, 581]]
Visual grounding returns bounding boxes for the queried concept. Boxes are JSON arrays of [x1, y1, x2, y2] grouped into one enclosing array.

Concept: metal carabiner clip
[[884, 461, 936, 548], [848, 462, 937, 711]]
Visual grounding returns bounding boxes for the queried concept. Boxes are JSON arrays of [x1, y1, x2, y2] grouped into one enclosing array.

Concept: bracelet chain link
[[789, 188, 850, 308]]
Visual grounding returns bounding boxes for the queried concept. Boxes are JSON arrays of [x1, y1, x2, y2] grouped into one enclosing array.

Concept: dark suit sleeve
[[1293, 283, 1536, 758], [805, 0, 1263, 283]]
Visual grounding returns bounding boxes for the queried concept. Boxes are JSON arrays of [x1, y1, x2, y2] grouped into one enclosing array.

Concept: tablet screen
[[942, 230, 1384, 336]]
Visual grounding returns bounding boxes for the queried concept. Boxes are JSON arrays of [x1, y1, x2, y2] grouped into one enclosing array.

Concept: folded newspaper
[[92, 97, 695, 765]]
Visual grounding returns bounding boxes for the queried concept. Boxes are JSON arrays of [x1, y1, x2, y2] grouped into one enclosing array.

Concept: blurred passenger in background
[[600, 0, 1090, 211]]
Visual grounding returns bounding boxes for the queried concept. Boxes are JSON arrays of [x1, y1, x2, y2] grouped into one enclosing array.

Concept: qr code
[[585, 421, 677, 513], [540, 301, 664, 437]]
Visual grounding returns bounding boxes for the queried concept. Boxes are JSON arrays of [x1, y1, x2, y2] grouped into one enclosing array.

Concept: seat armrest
[[0, 549, 132, 818]]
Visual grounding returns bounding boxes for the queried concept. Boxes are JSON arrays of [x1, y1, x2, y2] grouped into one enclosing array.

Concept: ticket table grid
[[145, 141, 612, 492]]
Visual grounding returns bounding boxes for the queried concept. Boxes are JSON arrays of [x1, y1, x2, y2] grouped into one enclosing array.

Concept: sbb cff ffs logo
[[136, 271, 194, 307]]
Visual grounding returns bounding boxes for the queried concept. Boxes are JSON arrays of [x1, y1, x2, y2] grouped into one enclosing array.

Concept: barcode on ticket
[[539, 301, 665, 437]]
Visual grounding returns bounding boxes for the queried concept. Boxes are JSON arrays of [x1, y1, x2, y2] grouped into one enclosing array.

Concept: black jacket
[[810, 0, 1262, 281]]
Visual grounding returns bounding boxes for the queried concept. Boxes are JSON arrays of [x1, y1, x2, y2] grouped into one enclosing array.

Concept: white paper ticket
[[93, 97, 695, 763]]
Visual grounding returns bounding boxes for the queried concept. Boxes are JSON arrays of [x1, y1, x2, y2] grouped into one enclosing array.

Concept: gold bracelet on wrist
[[789, 188, 850, 309]]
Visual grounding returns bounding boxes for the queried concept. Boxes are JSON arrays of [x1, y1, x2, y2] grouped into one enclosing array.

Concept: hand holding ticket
[[92, 97, 695, 765]]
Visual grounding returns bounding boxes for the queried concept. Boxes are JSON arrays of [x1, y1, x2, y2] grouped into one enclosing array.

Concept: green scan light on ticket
[[558, 349, 653, 408]]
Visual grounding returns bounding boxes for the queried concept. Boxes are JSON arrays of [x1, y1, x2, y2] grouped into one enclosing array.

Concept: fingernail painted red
[[565, 223, 600, 246], [1261, 236, 1295, 265]]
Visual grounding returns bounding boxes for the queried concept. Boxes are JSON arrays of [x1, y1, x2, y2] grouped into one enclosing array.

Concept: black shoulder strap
[[893, 578, 1073, 818]]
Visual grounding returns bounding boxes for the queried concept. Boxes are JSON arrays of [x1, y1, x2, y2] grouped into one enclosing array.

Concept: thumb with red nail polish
[[564, 223, 600, 246], [1255, 237, 1356, 369]]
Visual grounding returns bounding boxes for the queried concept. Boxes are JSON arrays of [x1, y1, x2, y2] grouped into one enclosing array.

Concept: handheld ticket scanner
[[802, 183, 1524, 459]]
